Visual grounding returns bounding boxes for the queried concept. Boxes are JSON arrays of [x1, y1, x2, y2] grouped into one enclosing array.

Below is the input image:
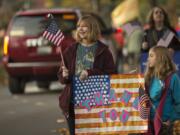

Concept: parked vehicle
[[2, 8, 80, 94], [2, 8, 115, 94]]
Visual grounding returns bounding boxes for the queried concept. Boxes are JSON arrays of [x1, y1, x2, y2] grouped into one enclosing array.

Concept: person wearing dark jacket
[[142, 6, 180, 53], [57, 15, 116, 135]]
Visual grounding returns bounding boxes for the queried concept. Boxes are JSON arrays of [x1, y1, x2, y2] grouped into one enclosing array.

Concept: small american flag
[[73, 74, 148, 135], [139, 85, 150, 119], [42, 18, 64, 46]]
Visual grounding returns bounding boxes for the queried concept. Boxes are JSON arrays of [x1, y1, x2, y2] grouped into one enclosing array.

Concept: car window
[[10, 16, 44, 36], [54, 13, 78, 34], [9, 13, 78, 36]]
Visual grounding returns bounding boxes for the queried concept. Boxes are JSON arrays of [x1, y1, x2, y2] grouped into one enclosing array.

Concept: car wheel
[[37, 81, 50, 89], [9, 77, 25, 94]]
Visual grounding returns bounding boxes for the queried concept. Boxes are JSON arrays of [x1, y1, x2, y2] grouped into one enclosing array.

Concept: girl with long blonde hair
[[144, 46, 180, 134]]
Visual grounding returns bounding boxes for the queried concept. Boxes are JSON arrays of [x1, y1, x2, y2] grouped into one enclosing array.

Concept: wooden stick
[[59, 46, 65, 66]]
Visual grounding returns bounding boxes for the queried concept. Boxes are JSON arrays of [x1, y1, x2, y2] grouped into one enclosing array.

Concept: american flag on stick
[[43, 14, 65, 46], [73, 74, 148, 134], [42, 14, 65, 65]]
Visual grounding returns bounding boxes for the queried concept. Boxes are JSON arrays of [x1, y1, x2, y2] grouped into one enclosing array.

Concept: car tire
[[37, 81, 50, 89], [9, 77, 25, 94]]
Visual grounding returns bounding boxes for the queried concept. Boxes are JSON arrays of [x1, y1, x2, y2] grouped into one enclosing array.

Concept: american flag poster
[[73, 74, 148, 135]]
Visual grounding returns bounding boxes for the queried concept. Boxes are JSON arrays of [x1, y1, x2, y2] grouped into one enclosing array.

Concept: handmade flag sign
[[73, 74, 148, 134]]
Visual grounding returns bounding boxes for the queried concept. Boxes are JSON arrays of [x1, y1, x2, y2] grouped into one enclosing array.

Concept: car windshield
[[9, 13, 77, 36]]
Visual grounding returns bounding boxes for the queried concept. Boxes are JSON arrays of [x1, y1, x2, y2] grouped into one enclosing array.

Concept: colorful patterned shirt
[[75, 43, 97, 76]]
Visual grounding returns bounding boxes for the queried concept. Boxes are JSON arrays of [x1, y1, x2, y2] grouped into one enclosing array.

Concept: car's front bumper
[[3, 56, 60, 80]]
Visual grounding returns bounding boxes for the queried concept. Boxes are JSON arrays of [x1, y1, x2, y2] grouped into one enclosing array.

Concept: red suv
[[2, 9, 81, 94], [3, 8, 115, 94]]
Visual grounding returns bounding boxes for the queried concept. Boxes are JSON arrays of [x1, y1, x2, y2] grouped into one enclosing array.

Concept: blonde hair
[[74, 15, 101, 43], [144, 46, 176, 86]]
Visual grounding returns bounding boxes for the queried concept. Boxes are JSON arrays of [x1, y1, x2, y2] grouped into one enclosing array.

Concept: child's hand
[[62, 66, 69, 78], [79, 70, 88, 81]]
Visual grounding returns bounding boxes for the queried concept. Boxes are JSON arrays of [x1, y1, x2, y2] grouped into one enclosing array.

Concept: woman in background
[[142, 6, 180, 53]]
